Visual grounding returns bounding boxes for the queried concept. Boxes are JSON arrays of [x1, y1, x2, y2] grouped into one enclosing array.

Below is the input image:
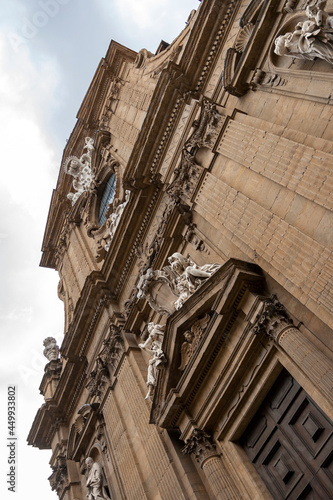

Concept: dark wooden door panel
[[240, 369, 333, 499]]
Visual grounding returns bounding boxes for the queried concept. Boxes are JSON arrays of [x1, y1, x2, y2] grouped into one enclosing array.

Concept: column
[[252, 295, 333, 406], [182, 429, 241, 500]]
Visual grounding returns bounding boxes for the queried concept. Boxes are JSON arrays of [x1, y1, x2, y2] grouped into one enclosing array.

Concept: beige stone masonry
[[217, 118, 333, 212], [195, 172, 333, 324], [115, 356, 188, 500]]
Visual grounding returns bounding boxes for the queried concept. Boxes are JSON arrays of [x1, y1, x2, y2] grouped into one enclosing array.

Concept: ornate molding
[[184, 224, 210, 254], [99, 77, 123, 129], [182, 429, 220, 467], [252, 295, 293, 340], [251, 69, 287, 89]]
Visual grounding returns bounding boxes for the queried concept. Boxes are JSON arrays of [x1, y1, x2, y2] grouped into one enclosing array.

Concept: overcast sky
[[0, 1, 199, 498]]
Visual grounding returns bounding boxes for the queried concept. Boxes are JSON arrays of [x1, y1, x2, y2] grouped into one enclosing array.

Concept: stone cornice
[[27, 359, 86, 449], [40, 43, 136, 270], [61, 271, 114, 359]]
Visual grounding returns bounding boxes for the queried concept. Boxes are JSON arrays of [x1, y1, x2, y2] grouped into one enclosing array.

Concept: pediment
[[150, 259, 265, 428]]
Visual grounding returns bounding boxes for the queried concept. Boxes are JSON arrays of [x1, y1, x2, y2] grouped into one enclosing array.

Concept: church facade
[[28, 1, 333, 499]]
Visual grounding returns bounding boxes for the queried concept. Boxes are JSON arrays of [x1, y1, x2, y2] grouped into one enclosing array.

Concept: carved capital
[[182, 429, 220, 467], [252, 295, 293, 340]]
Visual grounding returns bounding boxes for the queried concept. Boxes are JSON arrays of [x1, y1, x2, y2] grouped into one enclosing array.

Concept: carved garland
[[48, 456, 68, 498], [86, 324, 124, 400]]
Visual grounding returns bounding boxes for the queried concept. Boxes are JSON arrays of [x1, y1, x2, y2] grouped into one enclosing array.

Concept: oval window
[[98, 174, 116, 225]]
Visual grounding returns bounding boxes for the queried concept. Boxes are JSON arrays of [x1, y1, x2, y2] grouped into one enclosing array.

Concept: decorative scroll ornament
[[91, 190, 130, 261], [139, 323, 166, 400], [274, 2, 333, 65], [63, 137, 96, 205], [136, 252, 221, 315], [43, 337, 60, 362], [252, 295, 293, 340], [86, 325, 124, 400], [48, 456, 68, 497], [179, 314, 210, 370], [182, 429, 219, 467]]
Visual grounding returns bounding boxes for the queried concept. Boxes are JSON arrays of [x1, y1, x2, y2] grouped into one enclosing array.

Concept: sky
[[0, 1, 200, 498]]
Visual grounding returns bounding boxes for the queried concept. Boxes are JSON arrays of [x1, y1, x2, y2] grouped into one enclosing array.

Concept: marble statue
[[136, 253, 221, 314], [168, 252, 220, 309], [274, 2, 333, 65], [85, 457, 110, 500], [43, 337, 60, 362], [63, 137, 96, 205], [139, 323, 166, 400]]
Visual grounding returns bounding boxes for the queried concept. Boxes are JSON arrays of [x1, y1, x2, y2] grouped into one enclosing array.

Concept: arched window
[[98, 174, 116, 225]]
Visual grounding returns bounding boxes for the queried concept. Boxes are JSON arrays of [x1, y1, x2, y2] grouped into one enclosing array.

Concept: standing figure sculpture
[[139, 323, 166, 400], [85, 457, 110, 500]]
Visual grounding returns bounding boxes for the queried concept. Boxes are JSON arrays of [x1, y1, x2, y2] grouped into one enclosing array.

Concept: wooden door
[[241, 369, 333, 499]]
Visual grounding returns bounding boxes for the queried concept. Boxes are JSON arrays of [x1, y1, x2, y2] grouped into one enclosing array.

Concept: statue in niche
[[64, 137, 96, 205], [168, 252, 220, 309], [274, 1, 333, 65], [85, 457, 110, 500], [43, 337, 60, 362], [139, 323, 166, 400]]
